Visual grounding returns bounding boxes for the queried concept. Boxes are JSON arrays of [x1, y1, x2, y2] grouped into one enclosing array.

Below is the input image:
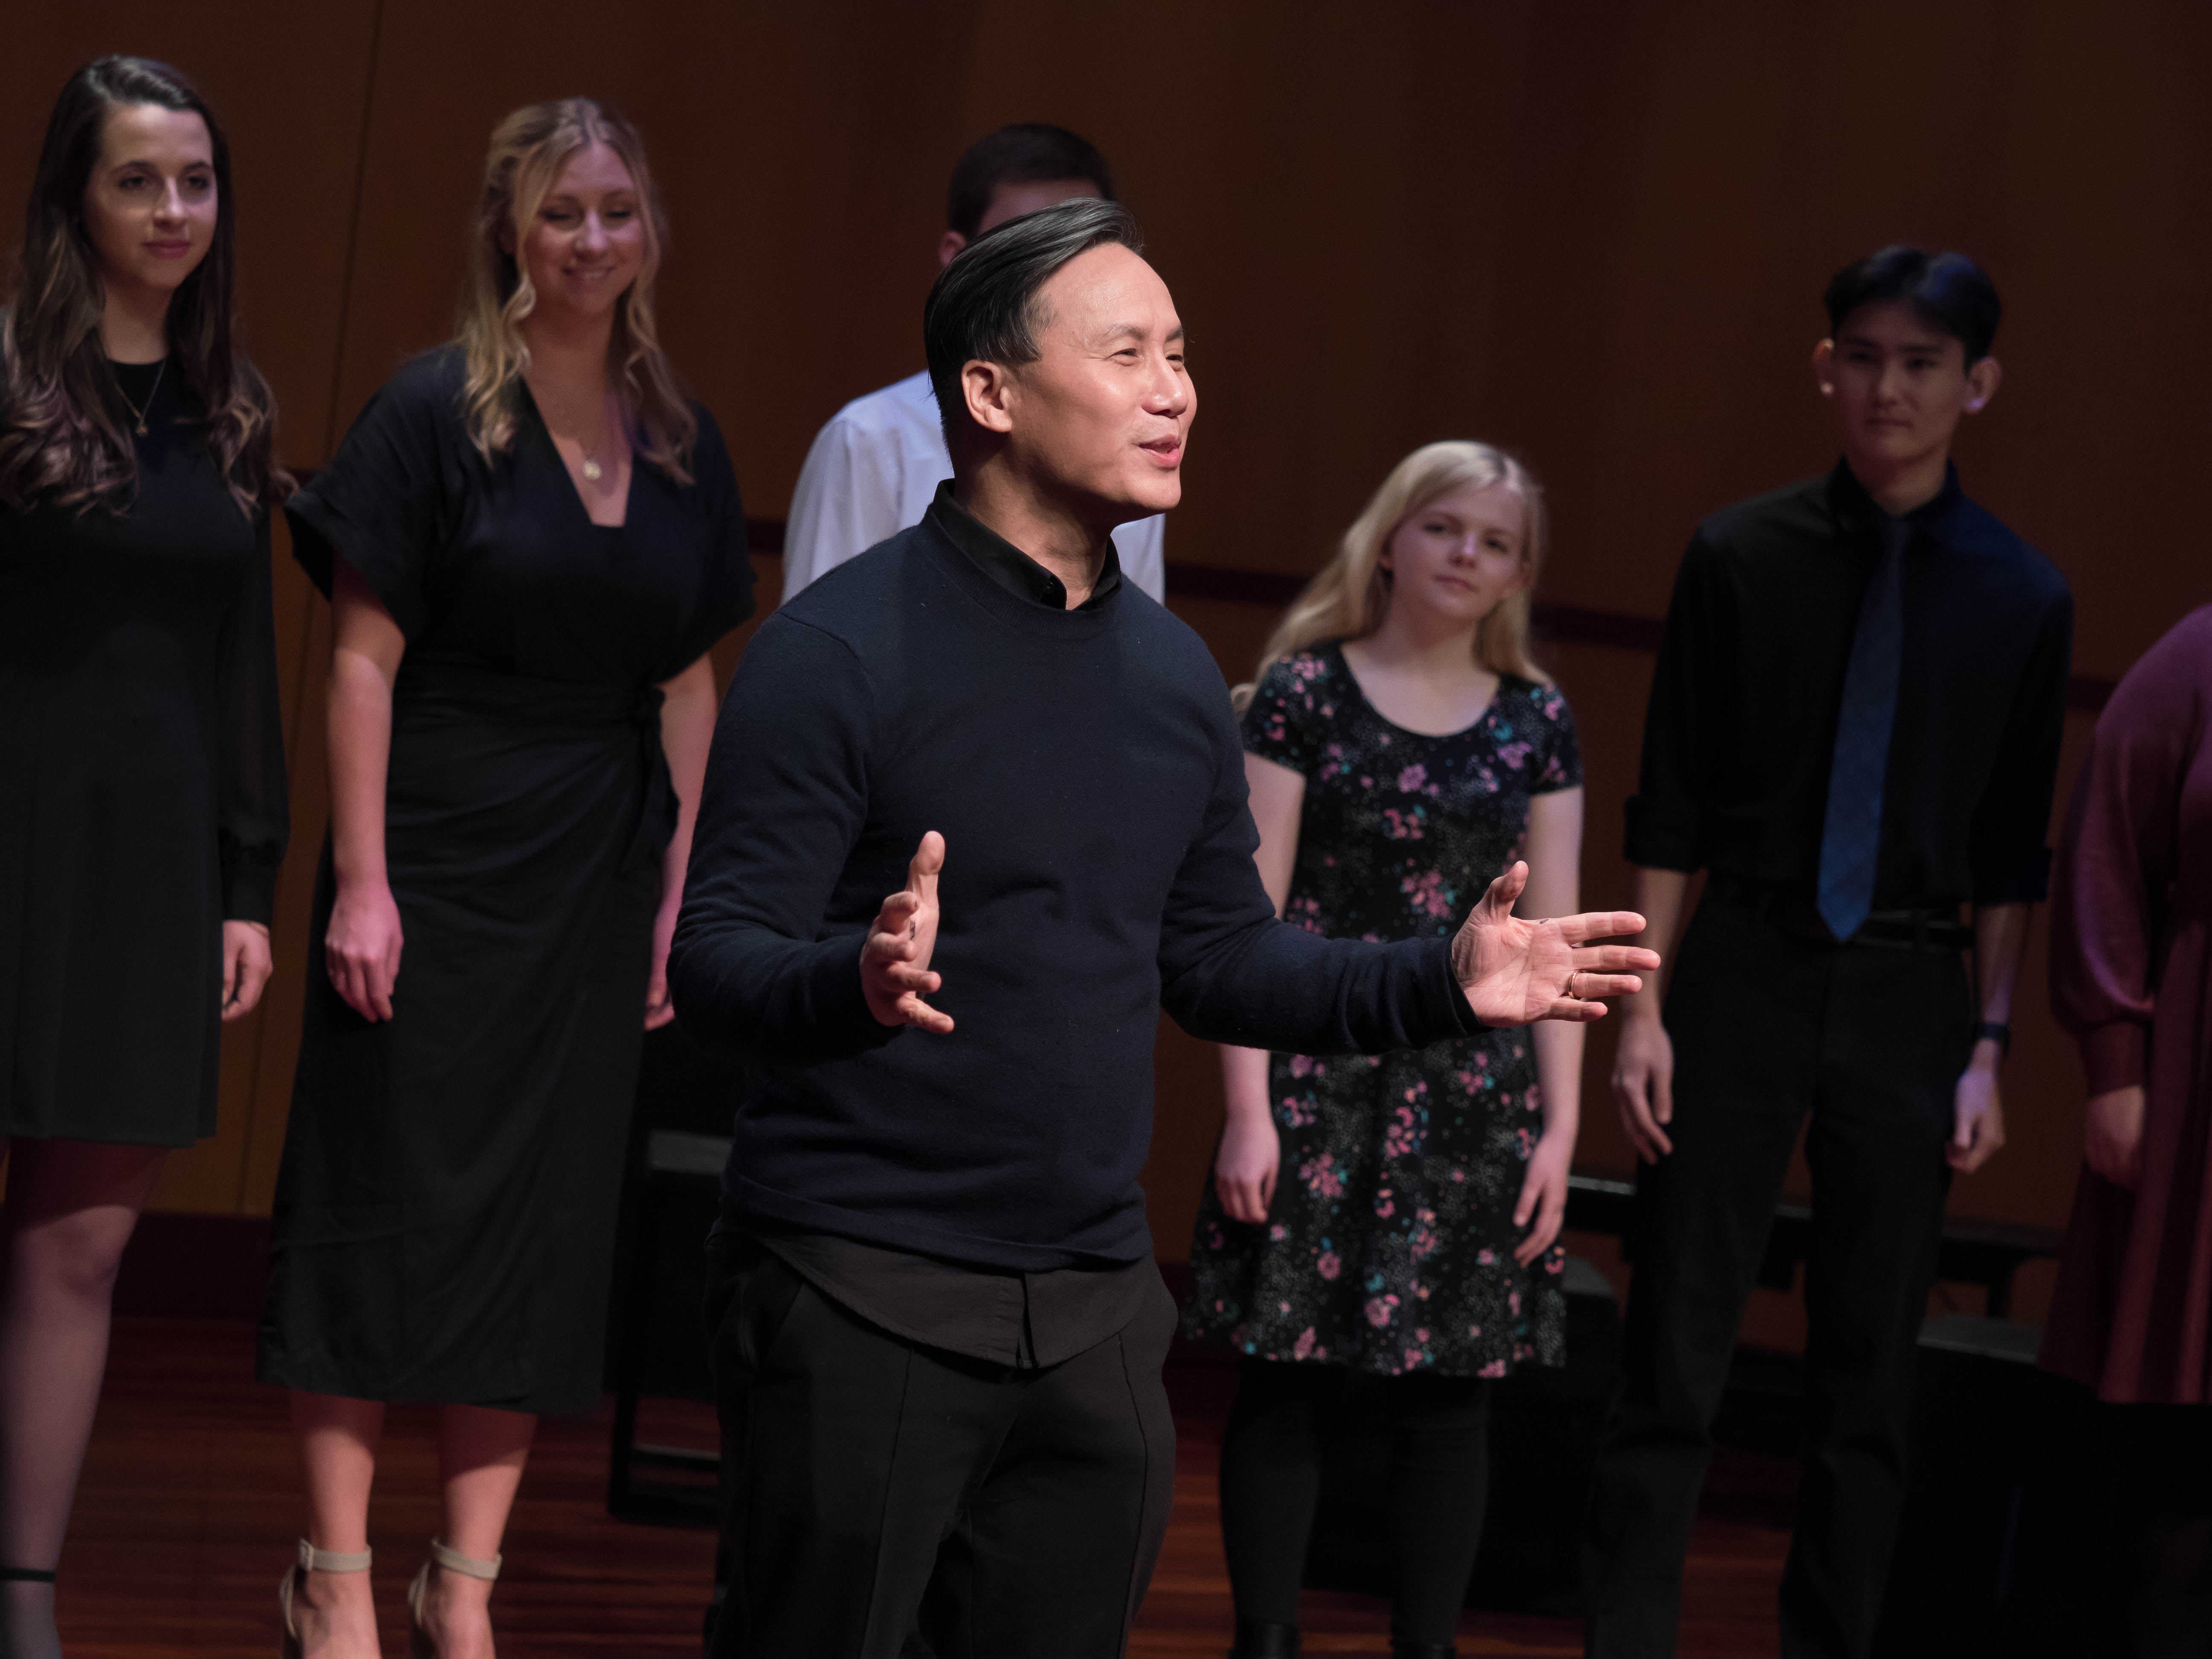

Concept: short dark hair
[[946, 123, 1116, 241], [1823, 245, 2002, 365], [922, 198, 1145, 443]]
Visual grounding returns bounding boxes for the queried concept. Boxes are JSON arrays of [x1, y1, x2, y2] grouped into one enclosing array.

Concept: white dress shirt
[[780, 370, 1167, 604]]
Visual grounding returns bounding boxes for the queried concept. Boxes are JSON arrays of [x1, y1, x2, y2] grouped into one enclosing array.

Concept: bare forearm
[[1532, 1020, 1583, 1141], [1620, 865, 1691, 1023], [327, 650, 394, 888], [1220, 1043, 1272, 1122], [657, 660, 719, 910], [1518, 787, 1586, 1136], [659, 831, 693, 919], [1210, 751, 1308, 1096], [1946, 901, 2027, 1171], [1971, 903, 2029, 1023], [1970, 901, 2031, 1068]]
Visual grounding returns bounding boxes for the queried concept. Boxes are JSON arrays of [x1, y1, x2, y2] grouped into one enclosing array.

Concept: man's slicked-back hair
[[946, 124, 1116, 240], [922, 198, 1144, 444], [1824, 245, 2002, 365]]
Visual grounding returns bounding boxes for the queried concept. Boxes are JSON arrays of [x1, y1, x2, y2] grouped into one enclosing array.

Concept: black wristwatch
[[1973, 1020, 2011, 1059]]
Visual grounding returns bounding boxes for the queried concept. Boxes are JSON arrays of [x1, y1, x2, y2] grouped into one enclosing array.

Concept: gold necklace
[[119, 358, 167, 436], [580, 395, 615, 482]]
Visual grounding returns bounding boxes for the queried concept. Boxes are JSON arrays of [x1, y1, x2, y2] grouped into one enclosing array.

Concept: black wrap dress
[[0, 358, 288, 1145], [256, 349, 752, 1414]]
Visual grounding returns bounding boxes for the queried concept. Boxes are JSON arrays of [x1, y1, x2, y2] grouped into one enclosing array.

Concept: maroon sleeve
[[2049, 608, 2212, 1093]]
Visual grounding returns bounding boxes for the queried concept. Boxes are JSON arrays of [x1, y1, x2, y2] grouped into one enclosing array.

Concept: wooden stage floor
[[52, 1317, 1795, 1656]]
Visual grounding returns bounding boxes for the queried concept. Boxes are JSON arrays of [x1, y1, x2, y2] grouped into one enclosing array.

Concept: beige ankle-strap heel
[[406, 1538, 502, 1659], [277, 1538, 372, 1659]]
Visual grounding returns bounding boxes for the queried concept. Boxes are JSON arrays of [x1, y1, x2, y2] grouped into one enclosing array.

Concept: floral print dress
[[1184, 642, 1582, 1377]]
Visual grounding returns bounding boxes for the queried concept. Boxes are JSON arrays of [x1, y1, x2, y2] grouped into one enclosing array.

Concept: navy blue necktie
[[1816, 514, 1911, 942]]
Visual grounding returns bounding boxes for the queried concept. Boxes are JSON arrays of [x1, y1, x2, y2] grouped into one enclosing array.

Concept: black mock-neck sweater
[[670, 493, 1481, 1270]]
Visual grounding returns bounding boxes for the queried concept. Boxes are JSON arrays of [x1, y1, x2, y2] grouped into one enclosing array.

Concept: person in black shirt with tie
[[1582, 247, 2072, 1659]]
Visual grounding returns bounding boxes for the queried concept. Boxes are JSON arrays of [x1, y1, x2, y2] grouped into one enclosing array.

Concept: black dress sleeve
[[1624, 531, 1732, 870], [1528, 682, 1583, 795], [1240, 655, 1326, 772], [284, 351, 463, 639], [1968, 583, 2074, 905], [663, 407, 755, 675], [213, 509, 291, 923]]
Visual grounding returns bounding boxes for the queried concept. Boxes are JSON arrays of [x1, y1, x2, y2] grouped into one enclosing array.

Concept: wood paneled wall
[[8, 6, 2208, 1330]]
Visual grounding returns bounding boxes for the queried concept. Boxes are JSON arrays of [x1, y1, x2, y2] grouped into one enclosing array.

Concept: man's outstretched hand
[[1452, 861, 1658, 1026], [862, 831, 954, 1033]]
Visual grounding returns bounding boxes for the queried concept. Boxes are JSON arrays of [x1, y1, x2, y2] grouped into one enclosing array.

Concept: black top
[[287, 348, 752, 682], [669, 491, 1483, 1274], [1624, 461, 2072, 908], [931, 479, 1125, 609], [738, 1217, 1159, 1368], [1, 356, 288, 1144]]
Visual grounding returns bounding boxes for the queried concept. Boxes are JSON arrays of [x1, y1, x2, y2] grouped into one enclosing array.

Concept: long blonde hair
[[1233, 441, 1548, 714], [456, 98, 696, 481]]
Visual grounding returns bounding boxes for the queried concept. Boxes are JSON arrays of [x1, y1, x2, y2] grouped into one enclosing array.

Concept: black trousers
[[1583, 894, 1970, 1659], [704, 1234, 1179, 1659], [1220, 1358, 1492, 1645]]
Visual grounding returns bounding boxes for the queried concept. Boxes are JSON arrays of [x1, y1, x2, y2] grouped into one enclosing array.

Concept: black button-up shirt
[[925, 479, 1124, 611], [739, 1214, 1161, 1370], [729, 485, 1148, 1369], [1624, 461, 2072, 909]]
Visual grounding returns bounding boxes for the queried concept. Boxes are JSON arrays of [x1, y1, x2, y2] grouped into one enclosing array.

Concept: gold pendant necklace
[[120, 358, 168, 436], [579, 393, 614, 482]]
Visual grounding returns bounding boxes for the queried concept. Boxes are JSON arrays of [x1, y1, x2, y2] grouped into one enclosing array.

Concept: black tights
[[1219, 1358, 1491, 1647]]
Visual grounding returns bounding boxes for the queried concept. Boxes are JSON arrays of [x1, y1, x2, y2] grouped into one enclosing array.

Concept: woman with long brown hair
[[255, 99, 751, 1656], [0, 55, 288, 1654], [1182, 442, 1584, 1658]]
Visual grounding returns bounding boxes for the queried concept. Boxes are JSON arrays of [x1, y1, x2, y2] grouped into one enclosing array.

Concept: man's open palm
[[862, 831, 953, 1033], [1451, 862, 1658, 1025]]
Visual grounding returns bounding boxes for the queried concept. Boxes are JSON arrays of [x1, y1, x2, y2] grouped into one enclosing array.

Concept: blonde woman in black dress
[[0, 58, 288, 1655], [257, 101, 751, 1656]]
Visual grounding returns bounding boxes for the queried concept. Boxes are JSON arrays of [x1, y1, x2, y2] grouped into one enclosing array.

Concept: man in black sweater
[[670, 198, 1659, 1659]]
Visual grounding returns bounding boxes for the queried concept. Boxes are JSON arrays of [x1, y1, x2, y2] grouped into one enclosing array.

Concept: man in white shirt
[[781, 124, 1167, 603]]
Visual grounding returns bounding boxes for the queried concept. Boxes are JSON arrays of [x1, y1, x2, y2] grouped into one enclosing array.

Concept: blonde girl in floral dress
[[1185, 442, 1585, 1659]]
